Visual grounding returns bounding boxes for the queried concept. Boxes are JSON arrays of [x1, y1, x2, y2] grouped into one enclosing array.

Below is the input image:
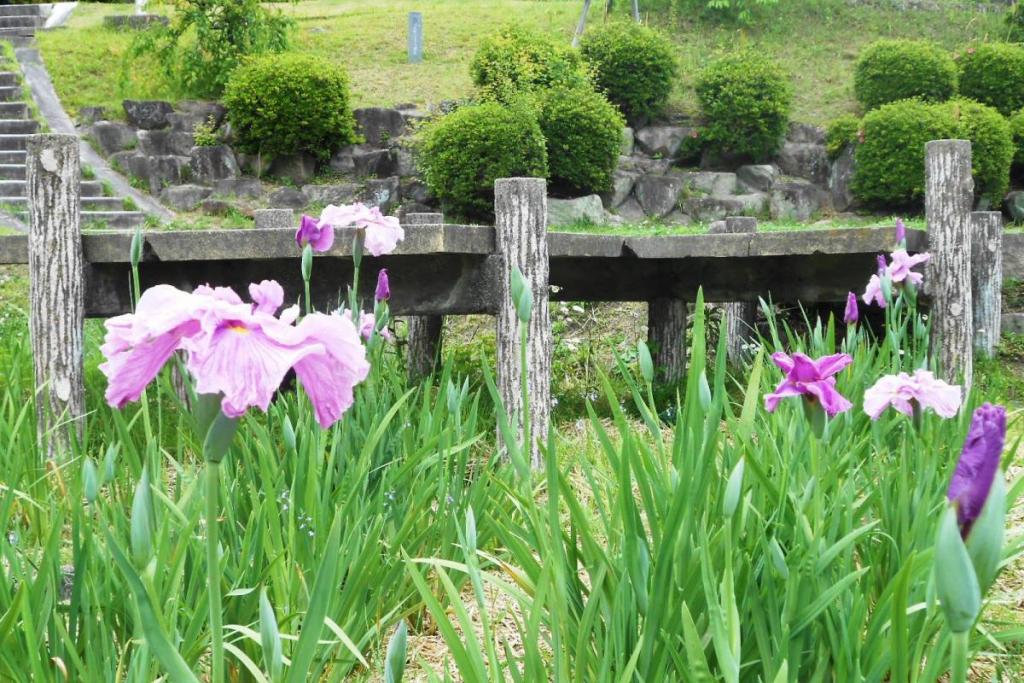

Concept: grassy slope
[[39, 0, 1006, 125]]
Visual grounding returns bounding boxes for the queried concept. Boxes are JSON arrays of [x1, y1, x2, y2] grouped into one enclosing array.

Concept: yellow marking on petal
[[229, 325, 250, 335]]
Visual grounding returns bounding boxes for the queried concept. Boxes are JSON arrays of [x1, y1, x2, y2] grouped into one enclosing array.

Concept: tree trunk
[[710, 216, 758, 364], [971, 211, 1002, 359], [647, 298, 686, 384]]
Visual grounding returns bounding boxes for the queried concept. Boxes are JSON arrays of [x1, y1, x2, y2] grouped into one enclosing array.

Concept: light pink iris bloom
[[862, 249, 930, 308], [295, 214, 335, 252], [863, 369, 961, 420], [100, 280, 370, 429], [319, 202, 405, 257], [764, 352, 853, 417], [342, 309, 393, 342]]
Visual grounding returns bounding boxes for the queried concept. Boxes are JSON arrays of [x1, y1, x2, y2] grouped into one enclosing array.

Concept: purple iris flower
[[764, 352, 853, 417], [844, 291, 859, 325], [895, 217, 906, 245], [948, 403, 1006, 538], [375, 269, 390, 302], [295, 214, 335, 253]]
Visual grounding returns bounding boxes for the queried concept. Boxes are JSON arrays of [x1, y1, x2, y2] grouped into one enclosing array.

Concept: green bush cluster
[[957, 43, 1024, 116], [579, 22, 677, 123], [417, 102, 549, 220], [538, 86, 625, 195], [223, 54, 357, 161], [853, 40, 957, 111], [695, 51, 792, 160], [470, 25, 589, 102], [851, 98, 1012, 206], [1009, 108, 1024, 164], [825, 114, 860, 159]]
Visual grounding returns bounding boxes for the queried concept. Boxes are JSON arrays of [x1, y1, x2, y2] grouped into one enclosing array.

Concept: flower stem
[[950, 631, 969, 683], [206, 460, 224, 683]]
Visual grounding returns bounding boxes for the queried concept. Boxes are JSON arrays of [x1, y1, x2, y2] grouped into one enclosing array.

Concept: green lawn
[[38, 0, 1007, 125]]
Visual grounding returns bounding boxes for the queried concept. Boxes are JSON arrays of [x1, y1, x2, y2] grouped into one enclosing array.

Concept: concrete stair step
[[0, 27, 37, 37], [0, 135, 29, 151], [0, 87, 24, 103], [0, 181, 107, 201], [0, 164, 24, 180], [82, 211, 146, 230], [0, 73, 21, 88], [0, 102, 28, 119], [0, 16, 41, 29], [0, 5, 43, 17], [0, 179, 25, 196], [0, 150, 25, 164], [0, 119, 37, 135], [81, 181, 104, 197]]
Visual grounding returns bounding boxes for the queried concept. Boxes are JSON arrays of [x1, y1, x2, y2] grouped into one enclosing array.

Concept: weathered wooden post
[[404, 212, 445, 381], [971, 211, 1002, 358], [647, 299, 686, 384], [925, 140, 974, 391], [711, 216, 758, 364], [495, 178, 551, 468], [28, 134, 84, 459], [408, 12, 424, 64]]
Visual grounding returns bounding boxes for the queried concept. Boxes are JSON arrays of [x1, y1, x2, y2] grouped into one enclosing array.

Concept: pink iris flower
[[100, 280, 370, 429], [894, 217, 906, 245], [295, 214, 335, 252], [375, 269, 391, 302], [764, 351, 853, 417], [342, 309, 393, 342], [843, 291, 859, 324], [318, 203, 405, 257], [862, 369, 961, 420], [862, 249, 930, 308]]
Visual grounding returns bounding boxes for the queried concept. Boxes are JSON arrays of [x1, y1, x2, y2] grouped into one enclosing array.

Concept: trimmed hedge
[[470, 25, 589, 102], [826, 114, 861, 159], [1010, 107, 1024, 164], [695, 51, 792, 160], [957, 43, 1024, 116], [223, 54, 356, 161], [417, 102, 548, 220], [853, 40, 957, 111], [538, 85, 625, 195], [944, 98, 1013, 202], [579, 22, 676, 123]]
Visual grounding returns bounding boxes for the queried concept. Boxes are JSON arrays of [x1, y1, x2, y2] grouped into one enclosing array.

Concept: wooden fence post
[[925, 140, 974, 391], [711, 216, 758, 364], [971, 211, 1002, 359], [28, 134, 84, 459], [404, 212, 445, 381], [495, 178, 551, 468], [647, 299, 686, 384]]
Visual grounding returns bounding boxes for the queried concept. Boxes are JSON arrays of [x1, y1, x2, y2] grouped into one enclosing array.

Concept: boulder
[[682, 196, 756, 222], [736, 164, 779, 193], [775, 142, 829, 186], [302, 183, 360, 205], [393, 146, 417, 177], [614, 197, 647, 223], [123, 100, 174, 130], [170, 101, 227, 131], [664, 210, 694, 226], [254, 208, 295, 230], [104, 14, 169, 30], [620, 127, 635, 156], [676, 171, 737, 198], [786, 122, 826, 145], [90, 122, 137, 156], [770, 180, 829, 221], [160, 184, 211, 211], [137, 129, 195, 157], [353, 107, 408, 146], [1004, 190, 1024, 223], [269, 188, 308, 210], [699, 148, 749, 171], [77, 106, 107, 126], [618, 154, 672, 175], [329, 144, 376, 174], [353, 149, 396, 178], [399, 109, 431, 129], [634, 175, 685, 218], [829, 144, 857, 213], [601, 170, 637, 209], [634, 125, 694, 158], [400, 178, 433, 205], [215, 177, 263, 199], [547, 194, 605, 226], [200, 199, 234, 216], [268, 152, 317, 185], [361, 176, 401, 214], [189, 145, 240, 183], [113, 153, 189, 194]]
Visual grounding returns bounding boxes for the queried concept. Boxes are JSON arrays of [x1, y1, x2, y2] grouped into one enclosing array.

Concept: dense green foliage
[[579, 22, 677, 123], [695, 51, 792, 160], [1010, 107, 1024, 164], [127, 0, 291, 98], [417, 102, 548, 219], [1007, 2, 1024, 43], [223, 53, 357, 161], [944, 98, 1014, 202], [826, 114, 861, 158], [853, 99, 956, 206], [470, 25, 589, 102], [957, 42, 1024, 116], [538, 85, 625, 195], [853, 39, 957, 111]]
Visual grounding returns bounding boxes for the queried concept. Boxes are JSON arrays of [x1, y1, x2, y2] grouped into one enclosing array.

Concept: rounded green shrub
[[826, 114, 861, 159], [538, 85, 625, 195], [957, 43, 1024, 116], [470, 25, 589, 102], [1009, 107, 1024, 164], [417, 102, 548, 220], [579, 22, 677, 123], [944, 98, 1013, 202], [695, 51, 792, 160], [853, 40, 957, 111], [852, 99, 957, 206], [223, 54, 356, 161]]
